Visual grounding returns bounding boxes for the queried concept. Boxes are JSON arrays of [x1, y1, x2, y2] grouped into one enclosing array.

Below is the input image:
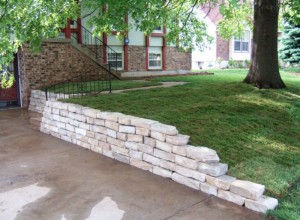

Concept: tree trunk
[[243, 0, 286, 89]]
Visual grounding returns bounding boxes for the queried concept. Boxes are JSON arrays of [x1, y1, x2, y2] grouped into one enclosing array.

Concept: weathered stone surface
[[230, 180, 265, 201], [186, 146, 219, 163], [94, 118, 105, 126], [206, 175, 236, 190], [198, 163, 228, 177], [119, 125, 136, 134], [86, 131, 95, 138], [125, 141, 138, 150], [131, 118, 157, 129], [154, 149, 175, 162], [75, 127, 86, 136], [130, 158, 152, 171], [86, 117, 94, 124], [99, 141, 110, 150], [172, 173, 201, 190], [175, 165, 206, 182], [156, 140, 172, 153], [217, 189, 245, 206], [151, 131, 166, 142], [98, 112, 123, 122], [111, 145, 129, 156], [95, 133, 107, 142], [78, 122, 90, 130], [127, 134, 143, 143], [106, 128, 117, 138], [136, 127, 150, 136], [118, 115, 137, 125], [107, 137, 125, 148], [88, 138, 99, 146], [245, 196, 278, 213], [103, 149, 114, 158], [160, 160, 176, 171], [83, 108, 98, 118], [129, 150, 143, 160], [113, 152, 130, 164], [137, 143, 154, 154], [143, 154, 160, 166], [153, 167, 172, 178], [166, 134, 189, 146], [68, 104, 82, 113], [66, 124, 75, 132], [91, 125, 107, 134], [144, 137, 156, 147], [172, 145, 187, 156], [151, 123, 178, 135], [91, 145, 102, 154], [105, 120, 119, 131], [72, 113, 86, 122], [175, 155, 198, 170], [117, 132, 127, 141], [200, 182, 218, 196]]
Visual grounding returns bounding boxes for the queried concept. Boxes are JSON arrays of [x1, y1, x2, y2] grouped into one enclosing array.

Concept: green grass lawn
[[46, 80, 162, 94], [64, 69, 300, 220]]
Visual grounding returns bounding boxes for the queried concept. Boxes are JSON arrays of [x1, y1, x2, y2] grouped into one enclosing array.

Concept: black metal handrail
[[43, 66, 112, 101], [71, 20, 119, 77]]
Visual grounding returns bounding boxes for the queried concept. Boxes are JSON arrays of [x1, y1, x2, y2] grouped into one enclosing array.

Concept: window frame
[[233, 31, 250, 53], [148, 51, 162, 70], [107, 51, 124, 71]]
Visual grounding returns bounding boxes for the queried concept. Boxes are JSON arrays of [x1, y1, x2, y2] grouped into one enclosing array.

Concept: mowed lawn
[[65, 69, 300, 220]]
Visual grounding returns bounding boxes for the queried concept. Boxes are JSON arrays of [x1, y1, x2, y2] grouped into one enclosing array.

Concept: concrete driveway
[[0, 109, 265, 220]]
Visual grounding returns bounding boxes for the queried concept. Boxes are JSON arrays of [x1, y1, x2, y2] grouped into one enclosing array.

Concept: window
[[107, 52, 123, 70], [153, 26, 163, 33], [234, 31, 250, 52], [148, 52, 162, 69]]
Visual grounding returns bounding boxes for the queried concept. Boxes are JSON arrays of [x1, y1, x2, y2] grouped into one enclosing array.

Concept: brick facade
[[216, 35, 229, 61], [128, 46, 147, 72], [18, 40, 106, 107], [166, 47, 191, 70]]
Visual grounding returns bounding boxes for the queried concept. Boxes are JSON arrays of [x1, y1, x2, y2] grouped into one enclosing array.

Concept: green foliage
[[279, 22, 300, 64], [0, 70, 14, 88], [0, 0, 78, 85], [228, 58, 250, 69]]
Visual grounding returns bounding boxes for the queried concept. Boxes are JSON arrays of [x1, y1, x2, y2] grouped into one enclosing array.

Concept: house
[[192, 5, 252, 70], [0, 4, 191, 109]]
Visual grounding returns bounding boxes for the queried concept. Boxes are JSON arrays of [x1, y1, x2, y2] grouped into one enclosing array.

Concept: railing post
[[45, 88, 48, 101], [109, 65, 112, 93]]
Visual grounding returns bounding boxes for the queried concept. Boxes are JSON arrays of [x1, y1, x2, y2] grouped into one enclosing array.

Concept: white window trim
[[107, 51, 124, 71], [152, 26, 163, 34], [233, 31, 250, 53], [148, 51, 162, 70]]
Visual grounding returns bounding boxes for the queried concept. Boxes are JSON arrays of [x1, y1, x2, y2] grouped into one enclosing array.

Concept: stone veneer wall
[[128, 46, 147, 72], [216, 35, 230, 61], [166, 47, 191, 70], [29, 90, 278, 214], [18, 40, 106, 107]]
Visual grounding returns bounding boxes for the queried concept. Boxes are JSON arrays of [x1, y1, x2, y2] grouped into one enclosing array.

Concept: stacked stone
[[39, 99, 278, 214]]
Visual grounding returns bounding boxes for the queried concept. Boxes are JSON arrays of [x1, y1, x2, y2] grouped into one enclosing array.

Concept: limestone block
[[59, 129, 67, 136], [151, 123, 178, 135], [97, 112, 123, 122], [172, 173, 201, 190], [156, 140, 172, 153], [52, 114, 61, 122], [79, 136, 89, 143], [137, 143, 154, 154], [56, 122, 66, 129], [86, 131, 95, 138], [175, 155, 198, 170], [105, 120, 119, 131], [125, 141, 138, 150], [103, 150, 114, 158], [144, 137, 156, 147], [200, 182, 218, 196], [117, 132, 127, 141], [160, 160, 176, 171], [74, 113, 86, 123], [78, 122, 90, 130], [86, 117, 94, 124], [175, 165, 206, 182], [136, 127, 150, 136], [94, 118, 105, 126], [217, 190, 245, 206], [130, 158, 152, 171], [206, 175, 236, 191], [119, 125, 136, 134], [151, 131, 166, 142], [172, 145, 187, 156], [230, 180, 265, 201], [66, 131, 76, 139], [60, 110, 69, 117], [68, 104, 82, 114], [95, 133, 107, 143], [58, 116, 68, 124], [186, 146, 219, 163], [118, 115, 137, 125], [61, 135, 72, 143], [92, 125, 107, 135], [131, 118, 157, 129], [88, 138, 99, 146], [75, 127, 86, 136], [166, 134, 190, 146], [198, 163, 228, 177], [68, 118, 79, 127], [113, 152, 130, 164], [99, 141, 110, 150], [43, 107, 51, 114], [153, 167, 172, 178], [106, 128, 117, 138], [51, 108, 60, 115], [91, 145, 102, 154], [245, 196, 278, 213], [77, 141, 91, 149], [107, 137, 125, 148], [154, 149, 175, 162], [143, 154, 160, 166], [127, 134, 143, 143], [129, 150, 143, 160], [111, 145, 129, 156], [83, 108, 98, 118], [50, 131, 60, 139]]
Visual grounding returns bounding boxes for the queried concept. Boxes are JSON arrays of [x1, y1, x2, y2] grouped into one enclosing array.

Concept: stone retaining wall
[[30, 90, 278, 214]]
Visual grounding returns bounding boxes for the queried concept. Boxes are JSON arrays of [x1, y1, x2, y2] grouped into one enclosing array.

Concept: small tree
[[279, 22, 300, 65]]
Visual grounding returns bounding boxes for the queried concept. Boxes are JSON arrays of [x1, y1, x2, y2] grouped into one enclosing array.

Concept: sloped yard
[[64, 69, 300, 220]]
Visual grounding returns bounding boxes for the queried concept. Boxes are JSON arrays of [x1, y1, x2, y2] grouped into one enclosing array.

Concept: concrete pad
[[0, 109, 266, 220]]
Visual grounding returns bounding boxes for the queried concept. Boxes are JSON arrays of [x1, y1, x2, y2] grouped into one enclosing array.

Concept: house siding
[[216, 36, 229, 61]]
